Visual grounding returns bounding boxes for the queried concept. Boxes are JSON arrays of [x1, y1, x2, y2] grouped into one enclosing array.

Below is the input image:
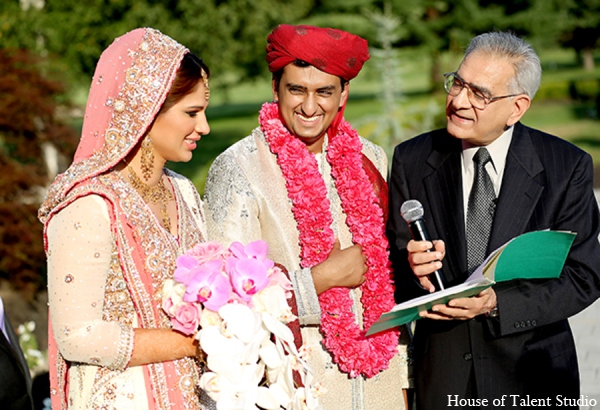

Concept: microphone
[[400, 199, 447, 292]]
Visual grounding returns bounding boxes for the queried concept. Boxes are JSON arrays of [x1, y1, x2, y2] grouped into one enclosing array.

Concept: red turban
[[266, 24, 370, 81]]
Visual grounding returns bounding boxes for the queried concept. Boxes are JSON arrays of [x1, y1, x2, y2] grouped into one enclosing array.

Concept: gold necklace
[[127, 166, 174, 232]]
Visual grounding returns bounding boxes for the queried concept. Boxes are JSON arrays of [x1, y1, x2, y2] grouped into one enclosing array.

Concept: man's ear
[[339, 82, 350, 108], [272, 78, 279, 102], [507, 95, 531, 127]]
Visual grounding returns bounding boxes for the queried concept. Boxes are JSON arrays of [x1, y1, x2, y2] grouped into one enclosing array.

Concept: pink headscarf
[[39, 28, 192, 410], [40, 27, 187, 221]]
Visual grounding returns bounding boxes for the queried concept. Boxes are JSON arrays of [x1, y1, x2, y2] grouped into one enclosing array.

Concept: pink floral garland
[[259, 102, 399, 378]]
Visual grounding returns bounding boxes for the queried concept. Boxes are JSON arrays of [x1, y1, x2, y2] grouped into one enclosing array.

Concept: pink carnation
[[259, 102, 399, 378]]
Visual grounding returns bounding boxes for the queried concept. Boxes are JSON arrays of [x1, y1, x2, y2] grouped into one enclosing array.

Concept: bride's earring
[[140, 137, 154, 181]]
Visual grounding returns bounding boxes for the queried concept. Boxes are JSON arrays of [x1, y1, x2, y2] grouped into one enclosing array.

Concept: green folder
[[366, 230, 576, 336]]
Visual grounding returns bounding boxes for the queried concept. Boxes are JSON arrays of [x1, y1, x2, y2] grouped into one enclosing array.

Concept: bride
[[39, 27, 215, 410]]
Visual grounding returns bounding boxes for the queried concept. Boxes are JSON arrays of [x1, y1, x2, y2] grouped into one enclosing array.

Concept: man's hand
[[419, 287, 498, 321], [407, 239, 446, 293], [312, 239, 367, 295]]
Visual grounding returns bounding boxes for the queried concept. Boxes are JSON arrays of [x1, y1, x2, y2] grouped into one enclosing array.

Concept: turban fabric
[[266, 24, 370, 81], [266, 24, 370, 138]]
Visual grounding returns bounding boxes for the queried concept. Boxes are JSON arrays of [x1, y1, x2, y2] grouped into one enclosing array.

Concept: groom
[[204, 24, 411, 410]]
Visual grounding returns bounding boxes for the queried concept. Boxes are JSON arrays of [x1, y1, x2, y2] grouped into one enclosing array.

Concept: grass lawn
[[523, 101, 600, 158]]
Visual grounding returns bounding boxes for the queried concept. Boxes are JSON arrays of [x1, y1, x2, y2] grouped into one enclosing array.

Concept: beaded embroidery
[[127, 166, 174, 232], [40, 28, 210, 409], [39, 28, 187, 224]]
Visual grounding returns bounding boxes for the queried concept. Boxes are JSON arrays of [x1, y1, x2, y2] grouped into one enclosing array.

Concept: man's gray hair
[[465, 31, 542, 99]]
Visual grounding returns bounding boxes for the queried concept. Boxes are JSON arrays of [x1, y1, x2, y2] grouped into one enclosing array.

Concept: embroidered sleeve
[[292, 268, 321, 326], [47, 195, 134, 370]]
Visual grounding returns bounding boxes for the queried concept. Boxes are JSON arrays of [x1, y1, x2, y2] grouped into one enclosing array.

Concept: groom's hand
[[312, 239, 367, 295]]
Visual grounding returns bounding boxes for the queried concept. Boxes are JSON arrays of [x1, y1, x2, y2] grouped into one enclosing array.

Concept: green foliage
[[568, 79, 600, 101], [509, 0, 571, 49], [3, 0, 600, 92], [557, 0, 600, 70], [0, 2, 45, 51], [535, 81, 572, 100], [0, 48, 78, 293], [0, 0, 315, 89]]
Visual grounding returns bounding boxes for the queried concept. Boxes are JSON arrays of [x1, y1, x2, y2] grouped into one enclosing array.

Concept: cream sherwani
[[204, 127, 412, 410]]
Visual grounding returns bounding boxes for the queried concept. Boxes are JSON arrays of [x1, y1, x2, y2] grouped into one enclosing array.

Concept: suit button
[[520, 321, 526, 328], [526, 320, 531, 327], [463, 353, 473, 361], [514, 322, 520, 328], [531, 320, 537, 326]]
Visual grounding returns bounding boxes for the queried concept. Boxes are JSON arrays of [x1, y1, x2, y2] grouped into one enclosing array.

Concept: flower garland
[[259, 102, 399, 378]]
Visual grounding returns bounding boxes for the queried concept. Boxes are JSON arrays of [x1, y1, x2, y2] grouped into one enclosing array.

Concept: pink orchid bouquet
[[161, 240, 324, 409]]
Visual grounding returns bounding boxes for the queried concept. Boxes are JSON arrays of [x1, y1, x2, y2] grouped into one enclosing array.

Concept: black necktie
[[466, 148, 497, 272]]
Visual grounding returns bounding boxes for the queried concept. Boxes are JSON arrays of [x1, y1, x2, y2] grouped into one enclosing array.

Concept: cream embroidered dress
[[45, 171, 212, 409], [204, 128, 413, 410]]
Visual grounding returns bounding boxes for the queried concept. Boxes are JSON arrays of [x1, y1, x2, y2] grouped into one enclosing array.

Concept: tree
[[173, 0, 314, 99], [388, 0, 581, 91], [0, 0, 315, 94], [560, 0, 600, 70], [0, 48, 78, 298]]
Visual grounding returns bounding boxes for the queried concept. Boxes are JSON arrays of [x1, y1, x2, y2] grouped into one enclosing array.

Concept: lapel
[[488, 123, 545, 252], [421, 124, 545, 282], [1, 314, 31, 385], [423, 132, 467, 284]]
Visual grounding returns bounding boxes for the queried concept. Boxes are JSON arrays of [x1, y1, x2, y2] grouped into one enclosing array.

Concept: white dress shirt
[[461, 126, 514, 225]]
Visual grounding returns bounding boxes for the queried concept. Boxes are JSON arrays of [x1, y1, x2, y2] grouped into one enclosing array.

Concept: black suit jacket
[[388, 123, 600, 409], [1, 313, 34, 410]]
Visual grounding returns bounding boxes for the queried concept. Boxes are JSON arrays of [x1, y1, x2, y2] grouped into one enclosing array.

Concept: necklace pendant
[[127, 166, 174, 232]]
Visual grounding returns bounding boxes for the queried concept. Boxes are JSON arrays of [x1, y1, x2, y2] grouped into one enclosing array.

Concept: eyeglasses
[[443, 72, 522, 110]]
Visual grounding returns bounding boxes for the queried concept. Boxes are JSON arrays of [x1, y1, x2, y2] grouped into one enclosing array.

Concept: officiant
[[387, 31, 600, 410]]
